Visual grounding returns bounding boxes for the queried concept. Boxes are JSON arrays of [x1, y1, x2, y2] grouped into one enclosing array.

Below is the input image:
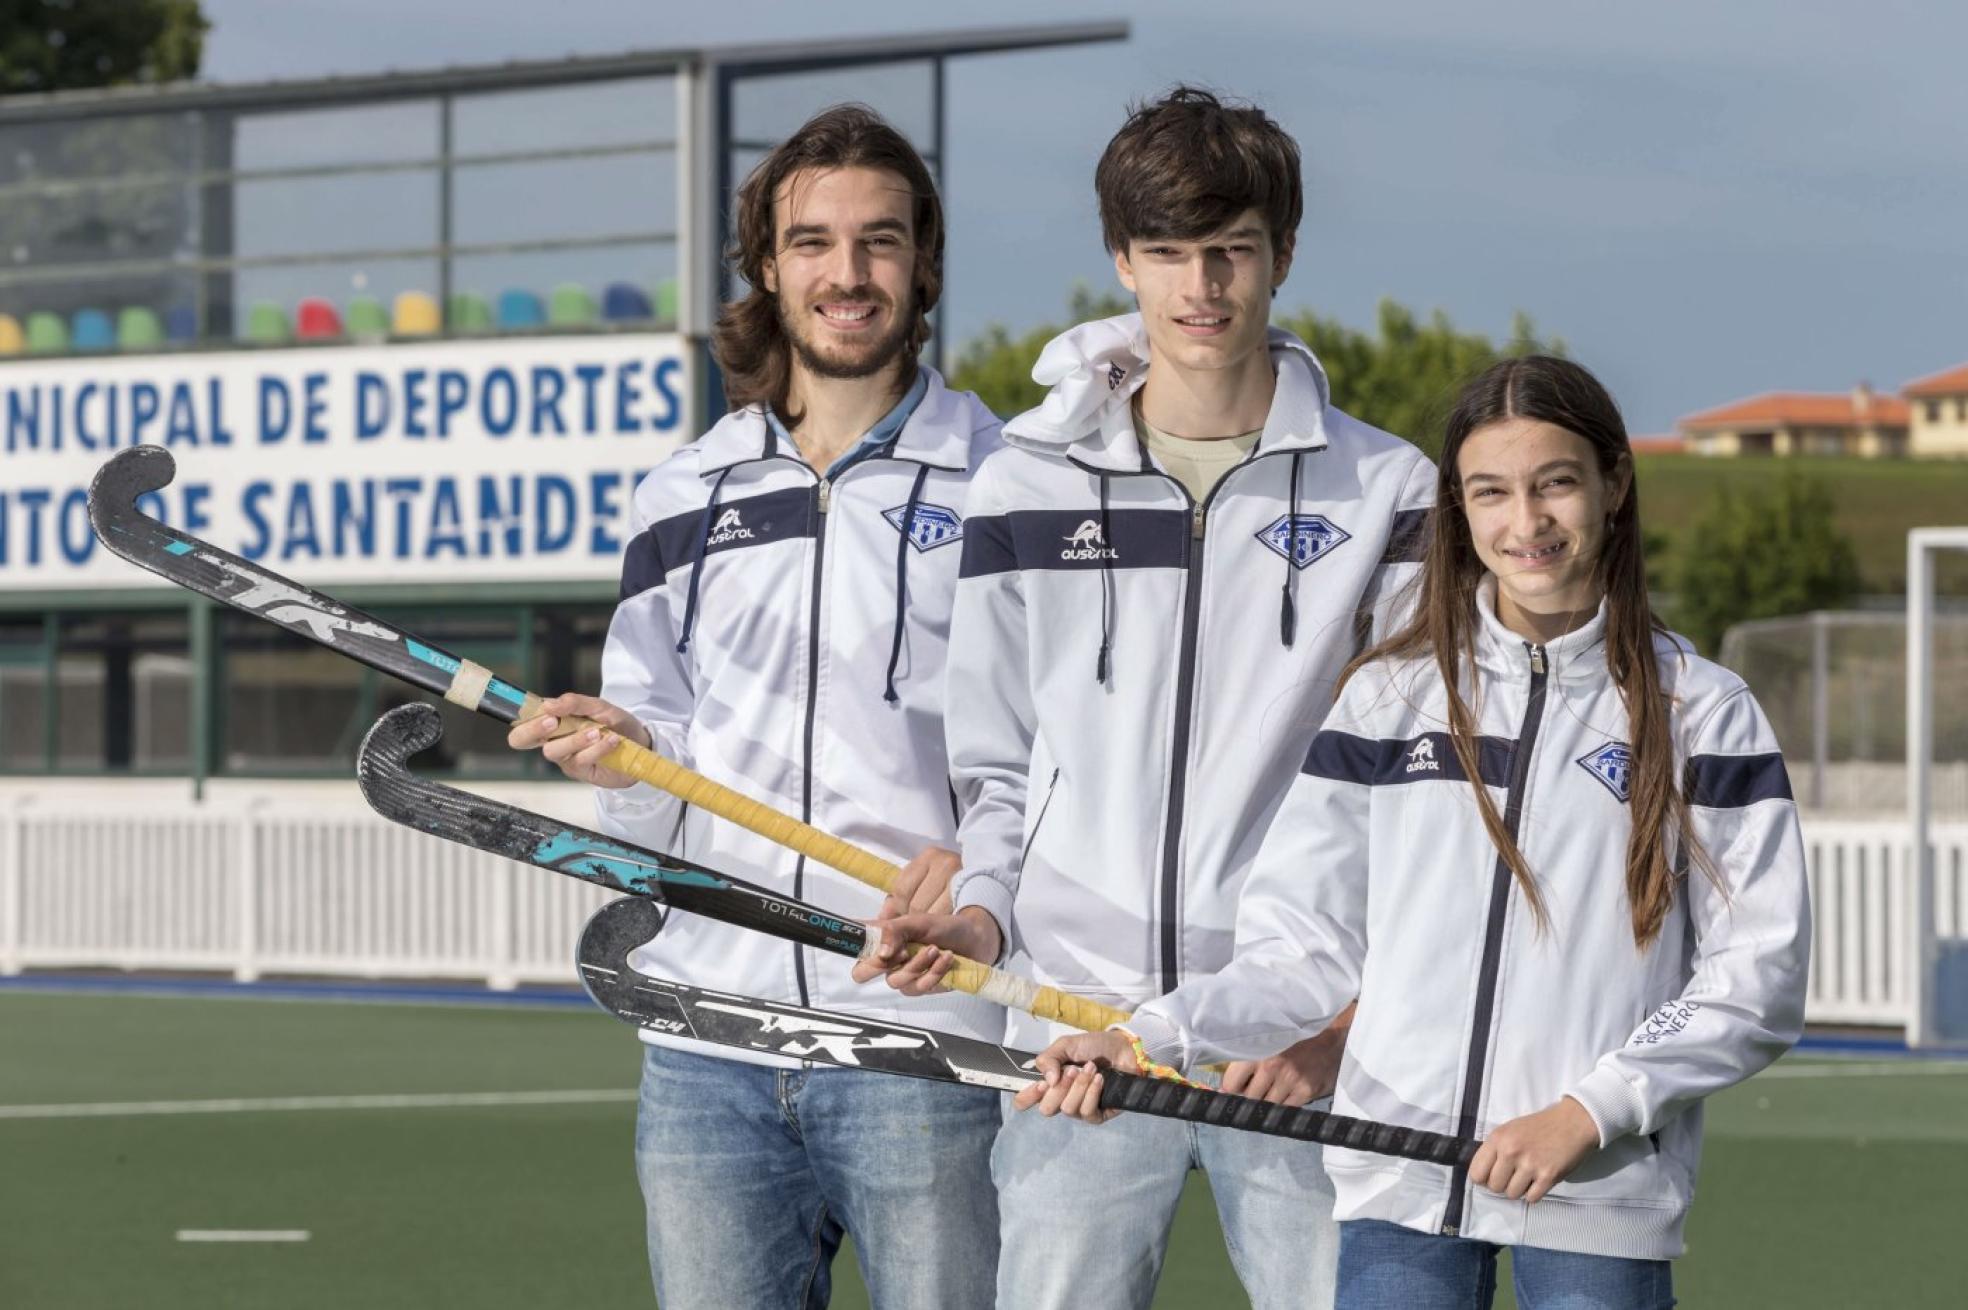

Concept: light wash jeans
[[1336, 1218, 1676, 1310], [993, 1092, 1339, 1310], [634, 1044, 999, 1310]]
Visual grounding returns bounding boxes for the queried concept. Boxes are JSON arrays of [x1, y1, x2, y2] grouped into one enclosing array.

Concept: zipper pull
[[816, 479, 831, 514], [1529, 644, 1546, 675], [1191, 503, 1206, 539]]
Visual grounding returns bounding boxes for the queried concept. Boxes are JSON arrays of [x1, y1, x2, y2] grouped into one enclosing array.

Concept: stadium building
[[0, 24, 1123, 985]]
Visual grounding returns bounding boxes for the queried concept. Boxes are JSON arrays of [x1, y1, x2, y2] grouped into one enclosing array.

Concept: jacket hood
[[1001, 313, 1335, 470]]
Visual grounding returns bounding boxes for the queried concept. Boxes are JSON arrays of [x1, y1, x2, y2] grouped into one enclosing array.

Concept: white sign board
[[0, 333, 691, 591]]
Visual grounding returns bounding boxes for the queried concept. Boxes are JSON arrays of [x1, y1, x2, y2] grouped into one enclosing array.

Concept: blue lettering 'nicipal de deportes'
[[355, 372, 390, 440], [481, 368, 518, 436], [402, 369, 428, 437], [302, 372, 329, 444], [530, 367, 567, 436], [258, 376, 290, 444], [436, 370, 470, 437]]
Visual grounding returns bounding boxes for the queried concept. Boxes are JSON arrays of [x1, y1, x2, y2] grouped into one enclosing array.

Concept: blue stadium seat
[[602, 282, 653, 322], [496, 289, 545, 329], [71, 308, 115, 351], [164, 305, 198, 342]]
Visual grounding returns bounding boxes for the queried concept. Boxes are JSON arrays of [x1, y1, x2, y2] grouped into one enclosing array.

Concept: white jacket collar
[[695, 365, 980, 476], [1002, 313, 1334, 473], [1472, 575, 1609, 684]]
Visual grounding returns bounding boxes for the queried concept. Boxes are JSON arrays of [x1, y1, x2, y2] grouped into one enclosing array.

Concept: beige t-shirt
[[1133, 407, 1263, 503]]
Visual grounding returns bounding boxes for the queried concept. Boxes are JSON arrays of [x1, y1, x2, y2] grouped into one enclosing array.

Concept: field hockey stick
[[579, 896, 1477, 1168], [356, 703, 1132, 1032], [90, 447, 963, 913]]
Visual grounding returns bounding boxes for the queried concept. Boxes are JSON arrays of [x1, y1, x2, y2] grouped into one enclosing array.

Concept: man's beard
[[778, 290, 916, 381]]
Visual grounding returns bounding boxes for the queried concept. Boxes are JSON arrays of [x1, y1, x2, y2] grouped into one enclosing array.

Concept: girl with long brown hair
[[1018, 355, 1811, 1309]]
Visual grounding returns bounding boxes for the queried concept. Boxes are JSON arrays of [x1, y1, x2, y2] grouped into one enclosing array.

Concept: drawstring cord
[[1280, 451, 1303, 648], [675, 465, 735, 654]]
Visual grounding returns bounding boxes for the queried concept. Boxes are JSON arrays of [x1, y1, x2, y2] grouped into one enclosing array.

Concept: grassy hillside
[[1632, 455, 1968, 595]]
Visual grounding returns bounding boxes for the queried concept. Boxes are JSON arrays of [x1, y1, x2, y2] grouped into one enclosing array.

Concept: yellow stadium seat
[[0, 313, 22, 355], [392, 291, 441, 336]]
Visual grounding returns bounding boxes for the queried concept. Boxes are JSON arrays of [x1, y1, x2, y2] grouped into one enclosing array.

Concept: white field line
[[177, 1230, 311, 1243], [1760, 1060, 1968, 1079], [0, 1088, 634, 1121]]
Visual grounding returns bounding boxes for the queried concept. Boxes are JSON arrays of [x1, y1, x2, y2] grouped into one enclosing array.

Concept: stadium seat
[[548, 283, 596, 327], [117, 307, 164, 350], [0, 314, 21, 355], [296, 297, 344, 340], [164, 305, 198, 343], [496, 288, 545, 329], [244, 301, 292, 345], [26, 311, 69, 353], [71, 309, 115, 351], [447, 292, 492, 332], [602, 282, 653, 322], [654, 278, 680, 325], [345, 296, 388, 339], [393, 291, 441, 336]]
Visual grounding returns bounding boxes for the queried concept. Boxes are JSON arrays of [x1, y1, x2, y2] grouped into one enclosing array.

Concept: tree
[[1669, 474, 1861, 655], [950, 289, 1562, 452], [0, 0, 208, 96]]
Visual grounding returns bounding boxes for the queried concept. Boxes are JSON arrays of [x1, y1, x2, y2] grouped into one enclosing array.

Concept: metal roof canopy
[[0, 20, 1128, 423]]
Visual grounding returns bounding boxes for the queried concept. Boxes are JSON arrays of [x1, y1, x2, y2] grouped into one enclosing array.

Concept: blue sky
[[199, 0, 1968, 434]]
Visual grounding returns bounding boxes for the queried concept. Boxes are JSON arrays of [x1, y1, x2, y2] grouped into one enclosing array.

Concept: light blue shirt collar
[[767, 368, 930, 477]]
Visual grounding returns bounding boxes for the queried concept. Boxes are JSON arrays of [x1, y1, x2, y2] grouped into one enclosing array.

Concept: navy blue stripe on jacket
[[1685, 752, 1792, 808], [958, 508, 1189, 578], [1303, 730, 1515, 788]]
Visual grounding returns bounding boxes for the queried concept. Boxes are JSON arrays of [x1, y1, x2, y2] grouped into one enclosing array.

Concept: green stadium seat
[[548, 283, 596, 327], [25, 311, 68, 353], [447, 292, 493, 332], [393, 291, 440, 336], [346, 296, 388, 339], [244, 301, 291, 344], [0, 314, 22, 355], [117, 307, 164, 350], [654, 278, 679, 326]]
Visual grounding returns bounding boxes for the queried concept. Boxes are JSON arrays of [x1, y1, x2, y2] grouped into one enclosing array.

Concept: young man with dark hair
[[511, 104, 1002, 1309], [859, 88, 1434, 1308]]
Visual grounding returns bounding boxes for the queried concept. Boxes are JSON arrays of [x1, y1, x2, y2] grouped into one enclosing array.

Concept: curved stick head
[[355, 703, 446, 803], [88, 447, 178, 543], [576, 896, 668, 1012]]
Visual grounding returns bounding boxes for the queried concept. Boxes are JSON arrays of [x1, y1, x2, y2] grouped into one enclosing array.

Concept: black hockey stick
[[579, 896, 1480, 1168], [89, 448, 1130, 1042], [356, 704, 1120, 1025]]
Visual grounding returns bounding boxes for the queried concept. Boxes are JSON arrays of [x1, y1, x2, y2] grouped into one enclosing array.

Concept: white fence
[[1, 790, 1964, 1026]]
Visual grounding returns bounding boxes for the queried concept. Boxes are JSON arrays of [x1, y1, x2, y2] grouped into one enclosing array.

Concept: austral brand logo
[[1256, 514, 1351, 569], [882, 502, 964, 552], [1405, 737, 1441, 774], [1061, 519, 1119, 561], [706, 507, 755, 547], [1577, 740, 1634, 802]]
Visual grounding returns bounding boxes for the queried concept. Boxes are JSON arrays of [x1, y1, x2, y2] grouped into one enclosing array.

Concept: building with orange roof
[[1903, 361, 1968, 458], [1677, 384, 1910, 458]]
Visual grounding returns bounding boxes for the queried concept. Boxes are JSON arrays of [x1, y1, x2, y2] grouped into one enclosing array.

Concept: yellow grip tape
[[518, 697, 1139, 1036]]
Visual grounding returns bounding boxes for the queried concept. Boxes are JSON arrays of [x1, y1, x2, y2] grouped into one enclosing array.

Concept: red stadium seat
[[297, 298, 344, 340]]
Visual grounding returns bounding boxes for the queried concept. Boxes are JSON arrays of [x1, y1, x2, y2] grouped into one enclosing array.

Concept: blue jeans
[[633, 1044, 999, 1310], [1336, 1218, 1676, 1310], [993, 1093, 1339, 1310]]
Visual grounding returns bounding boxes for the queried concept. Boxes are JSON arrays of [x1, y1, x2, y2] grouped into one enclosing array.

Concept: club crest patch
[[1255, 514, 1351, 569], [882, 502, 964, 552], [1576, 740, 1634, 802]]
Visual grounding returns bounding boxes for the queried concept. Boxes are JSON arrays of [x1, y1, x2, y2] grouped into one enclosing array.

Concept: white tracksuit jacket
[[597, 367, 1005, 1062], [945, 314, 1435, 1053], [1128, 581, 1812, 1259]]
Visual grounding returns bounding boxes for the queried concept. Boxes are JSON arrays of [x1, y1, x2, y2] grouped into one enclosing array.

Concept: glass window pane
[[234, 103, 440, 172], [0, 112, 197, 186], [233, 171, 438, 260], [221, 615, 367, 772], [730, 63, 935, 152], [452, 153, 675, 246], [0, 617, 46, 772], [52, 614, 188, 771], [452, 78, 676, 156]]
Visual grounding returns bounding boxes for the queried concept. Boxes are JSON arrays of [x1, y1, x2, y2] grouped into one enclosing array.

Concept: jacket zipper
[[1441, 640, 1548, 1236], [788, 474, 831, 1007], [1157, 498, 1209, 995]]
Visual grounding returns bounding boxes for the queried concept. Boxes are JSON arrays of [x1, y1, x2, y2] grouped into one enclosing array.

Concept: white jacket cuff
[[1119, 1008, 1187, 1071], [1568, 1064, 1647, 1146], [950, 871, 1014, 965]]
